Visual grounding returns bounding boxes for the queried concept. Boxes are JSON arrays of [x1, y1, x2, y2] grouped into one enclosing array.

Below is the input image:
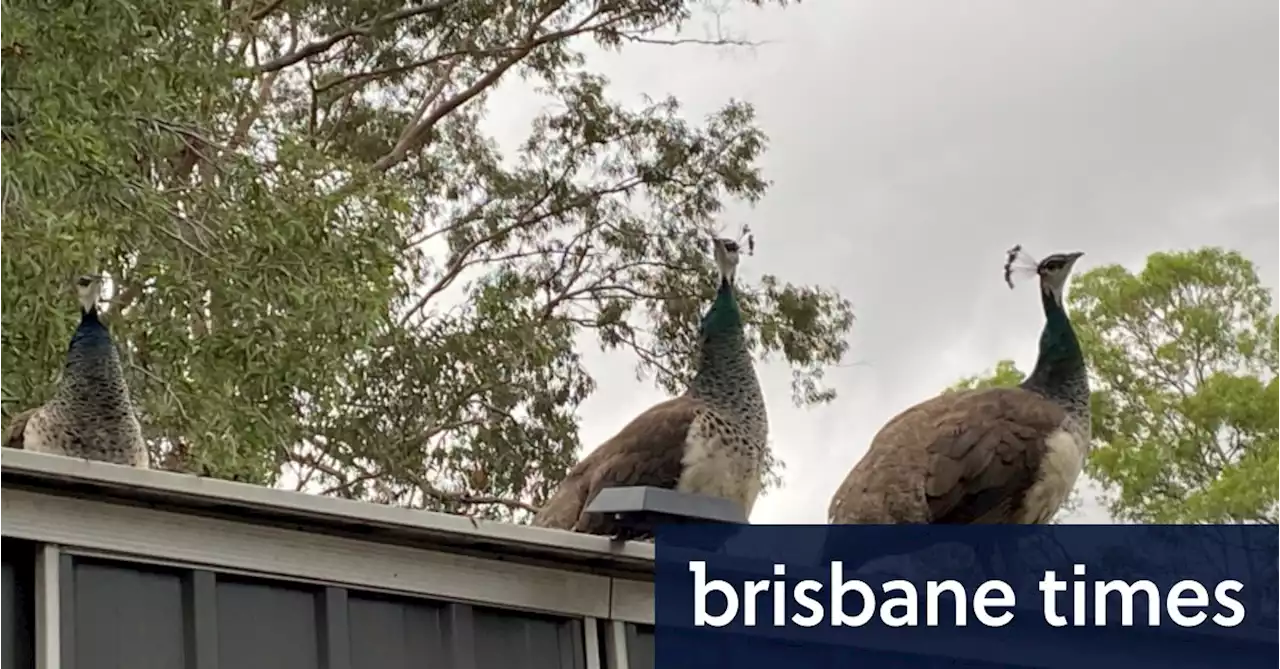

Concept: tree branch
[[396, 172, 643, 327], [415, 477, 541, 514], [229, 70, 280, 151], [305, 450, 540, 514], [248, 0, 287, 21], [252, 0, 458, 74], [371, 4, 622, 172]]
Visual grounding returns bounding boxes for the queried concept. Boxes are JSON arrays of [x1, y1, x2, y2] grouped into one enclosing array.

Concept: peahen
[[533, 232, 770, 541], [3, 274, 149, 468], [825, 247, 1090, 574]]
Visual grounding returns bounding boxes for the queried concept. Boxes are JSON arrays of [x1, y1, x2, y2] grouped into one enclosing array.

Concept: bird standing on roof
[[828, 247, 1090, 526], [533, 228, 769, 540], [3, 274, 150, 468]]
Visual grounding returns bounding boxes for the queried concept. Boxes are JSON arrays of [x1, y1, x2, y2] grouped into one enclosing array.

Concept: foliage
[[948, 247, 1278, 525], [943, 361, 1083, 522], [1, 0, 852, 519], [946, 360, 1026, 394], [1071, 248, 1277, 524]]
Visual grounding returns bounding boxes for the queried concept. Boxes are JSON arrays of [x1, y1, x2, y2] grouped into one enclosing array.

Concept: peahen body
[[533, 235, 769, 540], [828, 250, 1091, 528], [3, 274, 149, 468]]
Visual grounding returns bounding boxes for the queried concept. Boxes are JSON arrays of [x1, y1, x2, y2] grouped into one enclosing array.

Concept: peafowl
[[533, 231, 770, 541], [1, 409, 32, 449], [829, 247, 1090, 525], [3, 274, 149, 468]]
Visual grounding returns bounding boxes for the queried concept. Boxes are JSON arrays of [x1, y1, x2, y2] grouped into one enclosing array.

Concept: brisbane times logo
[[687, 560, 1247, 629]]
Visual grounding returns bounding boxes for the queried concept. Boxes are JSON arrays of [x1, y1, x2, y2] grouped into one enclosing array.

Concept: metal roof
[[0, 449, 655, 579]]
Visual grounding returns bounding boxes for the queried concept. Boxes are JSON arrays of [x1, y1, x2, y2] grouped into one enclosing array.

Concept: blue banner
[[654, 525, 1278, 668]]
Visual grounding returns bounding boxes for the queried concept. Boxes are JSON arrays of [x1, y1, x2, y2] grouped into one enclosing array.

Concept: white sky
[[478, 0, 1279, 524]]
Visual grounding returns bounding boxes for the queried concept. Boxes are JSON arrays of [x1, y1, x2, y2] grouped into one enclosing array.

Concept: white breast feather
[[677, 411, 763, 517], [129, 416, 150, 469], [20, 409, 63, 456], [1018, 427, 1087, 523]]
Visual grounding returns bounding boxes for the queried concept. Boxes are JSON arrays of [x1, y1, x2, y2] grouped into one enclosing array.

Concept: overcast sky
[[486, 0, 1278, 524]]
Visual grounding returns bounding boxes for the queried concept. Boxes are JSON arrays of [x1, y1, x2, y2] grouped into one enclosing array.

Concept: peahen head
[[1004, 246, 1084, 306], [711, 237, 743, 287], [1034, 252, 1084, 304], [701, 228, 754, 336], [710, 224, 754, 286], [75, 274, 105, 315]]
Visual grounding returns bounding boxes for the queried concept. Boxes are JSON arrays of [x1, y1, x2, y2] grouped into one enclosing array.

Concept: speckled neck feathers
[[689, 279, 768, 437], [1020, 288, 1090, 419]]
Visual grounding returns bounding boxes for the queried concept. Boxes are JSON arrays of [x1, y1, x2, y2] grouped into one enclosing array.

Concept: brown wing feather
[[2, 408, 35, 450], [829, 387, 1067, 524], [532, 396, 703, 534], [924, 388, 1067, 523], [827, 397, 942, 523]]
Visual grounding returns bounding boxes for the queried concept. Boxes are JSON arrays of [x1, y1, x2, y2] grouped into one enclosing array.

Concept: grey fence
[[0, 450, 655, 669]]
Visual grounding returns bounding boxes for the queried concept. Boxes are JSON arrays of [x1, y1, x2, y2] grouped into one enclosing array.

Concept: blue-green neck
[[70, 308, 111, 350], [1020, 289, 1087, 402], [690, 278, 751, 394], [59, 308, 126, 402], [699, 279, 742, 335]]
